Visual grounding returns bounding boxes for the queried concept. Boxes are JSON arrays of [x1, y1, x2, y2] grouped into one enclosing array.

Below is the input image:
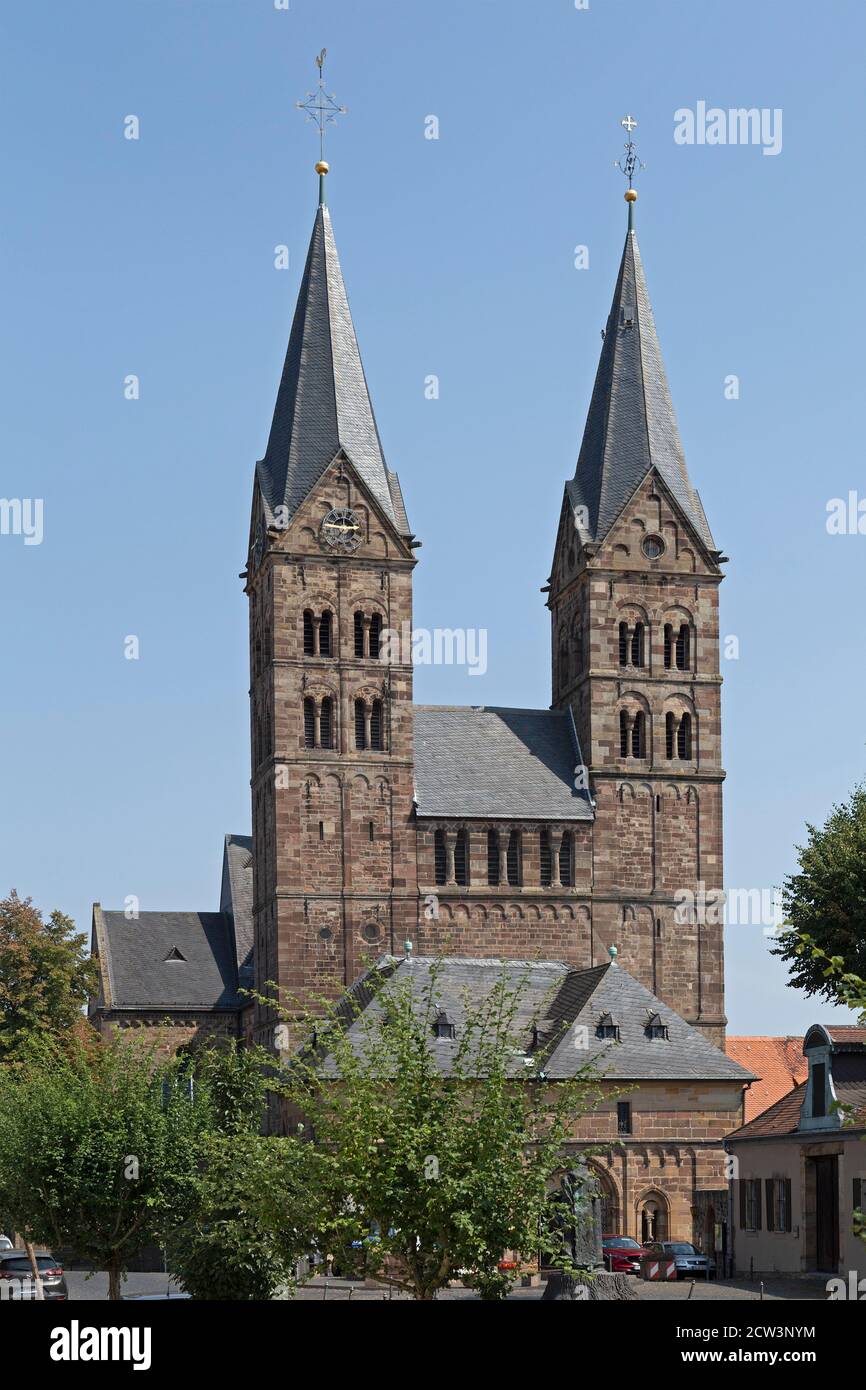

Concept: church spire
[[568, 119, 714, 551], [256, 57, 409, 536]]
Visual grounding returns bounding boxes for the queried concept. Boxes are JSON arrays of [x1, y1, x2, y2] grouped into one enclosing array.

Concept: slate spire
[[256, 198, 409, 536], [568, 219, 714, 551]]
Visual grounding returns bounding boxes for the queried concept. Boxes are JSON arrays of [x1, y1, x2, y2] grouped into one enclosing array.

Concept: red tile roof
[[725, 1036, 808, 1123], [825, 1026, 866, 1047]]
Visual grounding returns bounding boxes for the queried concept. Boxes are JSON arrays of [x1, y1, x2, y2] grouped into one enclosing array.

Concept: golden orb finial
[[624, 188, 638, 203], [315, 159, 329, 175]]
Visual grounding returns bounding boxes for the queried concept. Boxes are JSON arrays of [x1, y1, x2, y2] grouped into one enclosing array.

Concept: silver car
[[645, 1240, 715, 1279]]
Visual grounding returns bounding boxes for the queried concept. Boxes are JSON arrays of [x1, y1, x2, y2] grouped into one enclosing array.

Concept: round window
[[642, 535, 665, 560], [318, 926, 332, 941], [363, 923, 380, 943]]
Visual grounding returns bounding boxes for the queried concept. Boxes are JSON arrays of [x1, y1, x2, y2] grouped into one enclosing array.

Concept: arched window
[[506, 830, 522, 887], [619, 709, 629, 758], [319, 611, 332, 658], [618, 621, 628, 667], [663, 623, 673, 669], [631, 711, 646, 759], [539, 830, 552, 888], [487, 829, 500, 886], [354, 611, 365, 658], [434, 829, 446, 886], [303, 610, 315, 657], [354, 698, 366, 750], [370, 699, 383, 751], [665, 711, 675, 760], [675, 623, 690, 671], [630, 622, 645, 668], [677, 711, 692, 760], [319, 697, 333, 750], [303, 697, 316, 749], [369, 613, 382, 661], [559, 832, 573, 887], [454, 828, 468, 886]]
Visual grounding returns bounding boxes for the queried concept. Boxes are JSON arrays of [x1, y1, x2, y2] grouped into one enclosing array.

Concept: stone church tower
[[240, 164, 727, 1047], [547, 202, 727, 1043], [244, 173, 419, 1041]]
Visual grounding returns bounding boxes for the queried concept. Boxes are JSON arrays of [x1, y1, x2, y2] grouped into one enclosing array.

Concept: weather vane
[[296, 48, 347, 170], [614, 114, 645, 224]]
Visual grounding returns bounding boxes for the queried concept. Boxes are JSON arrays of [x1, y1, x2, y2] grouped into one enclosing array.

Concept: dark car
[[0, 1250, 69, 1300], [644, 1240, 715, 1279], [601, 1235, 645, 1274]]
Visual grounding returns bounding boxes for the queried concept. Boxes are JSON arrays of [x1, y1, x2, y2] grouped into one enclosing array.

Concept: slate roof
[[413, 705, 593, 820], [725, 1037, 808, 1123], [97, 911, 244, 1011], [568, 226, 714, 551], [318, 957, 755, 1084], [256, 203, 410, 536], [219, 832, 254, 985]]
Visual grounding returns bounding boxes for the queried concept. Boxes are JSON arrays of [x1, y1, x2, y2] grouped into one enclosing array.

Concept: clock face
[[321, 508, 362, 552]]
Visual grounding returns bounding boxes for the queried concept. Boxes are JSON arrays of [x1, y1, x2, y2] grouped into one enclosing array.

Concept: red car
[[601, 1235, 645, 1274]]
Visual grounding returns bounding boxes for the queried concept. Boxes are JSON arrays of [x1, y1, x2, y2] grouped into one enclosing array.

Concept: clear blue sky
[[2, 0, 864, 1034]]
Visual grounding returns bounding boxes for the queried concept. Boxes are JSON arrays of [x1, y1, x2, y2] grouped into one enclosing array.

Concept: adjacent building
[[727, 1025, 866, 1278]]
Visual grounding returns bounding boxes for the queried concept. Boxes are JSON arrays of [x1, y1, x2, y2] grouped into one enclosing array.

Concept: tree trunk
[[24, 1239, 44, 1302], [108, 1256, 122, 1301]]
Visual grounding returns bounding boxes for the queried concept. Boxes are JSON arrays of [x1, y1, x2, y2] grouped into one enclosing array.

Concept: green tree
[[170, 1132, 317, 1301], [0, 891, 98, 1063], [772, 784, 866, 1000], [0, 1029, 208, 1299], [270, 961, 604, 1300]]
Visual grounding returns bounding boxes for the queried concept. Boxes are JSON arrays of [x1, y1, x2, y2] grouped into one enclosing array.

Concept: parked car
[[0, 1250, 69, 1300], [601, 1235, 645, 1274], [0, 1235, 13, 1250], [643, 1240, 715, 1279]]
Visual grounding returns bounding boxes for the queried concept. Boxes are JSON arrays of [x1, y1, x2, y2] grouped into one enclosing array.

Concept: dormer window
[[164, 946, 186, 962], [645, 1012, 668, 1040], [596, 1012, 619, 1041], [433, 1010, 455, 1040], [812, 1061, 826, 1118]]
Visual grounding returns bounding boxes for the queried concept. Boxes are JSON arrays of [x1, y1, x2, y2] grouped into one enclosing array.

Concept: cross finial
[[614, 115, 645, 227], [296, 48, 347, 204]]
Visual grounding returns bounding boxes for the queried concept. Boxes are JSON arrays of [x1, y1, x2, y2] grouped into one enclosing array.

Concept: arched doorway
[[589, 1165, 620, 1234], [637, 1190, 669, 1243]]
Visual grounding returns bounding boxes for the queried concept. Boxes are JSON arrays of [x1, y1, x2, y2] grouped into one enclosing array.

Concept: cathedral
[[89, 143, 753, 1248]]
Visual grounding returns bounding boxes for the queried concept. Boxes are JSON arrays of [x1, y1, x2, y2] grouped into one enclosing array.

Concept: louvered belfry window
[[506, 831, 522, 887], [303, 610, 315, 656], [677, 712, 692, 760], [663, 623, 673, 669], [631, 711, 646, 759], [559, 832, 573, 887], [369, 613, 382, 660], [319, 697, 333, 750], [666, 711, 675, 760], [487, 829, 500, 885], [303, 697, 316, 749], [539, 830, 552, 887], [618, 622, 628, 666], [319, 611, 332, 658], [370, 699, 383, 751], [630, 622, 644, 668], [354, 698, 366, 750], [434, 829, 447, 885], [675, 623, 690, 671], [454, 829, 468, 886], [619, 709, 629, 757], [354, 611, 365, 658]]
